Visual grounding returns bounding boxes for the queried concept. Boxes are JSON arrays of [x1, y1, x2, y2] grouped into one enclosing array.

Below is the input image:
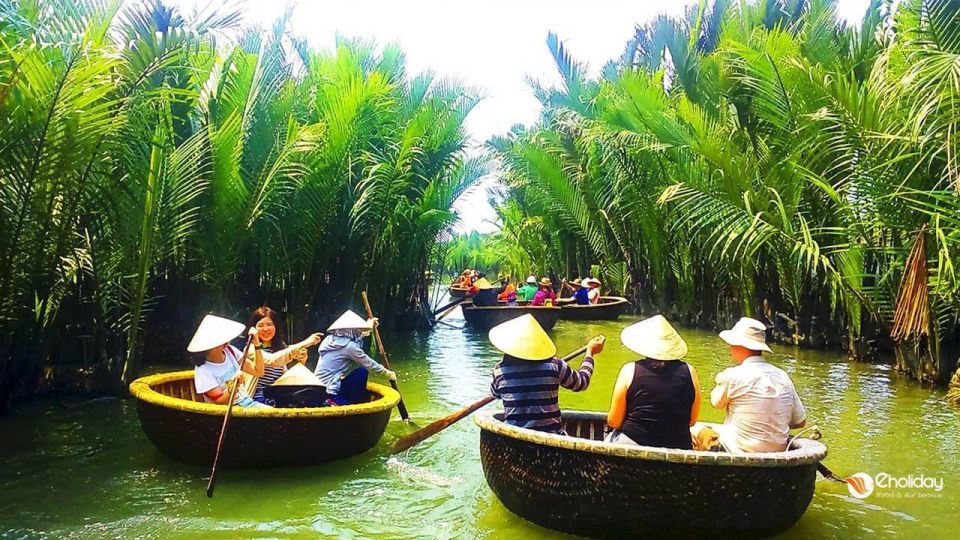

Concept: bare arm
[[240, 330, 265, 377], [607, 363, 634, 429], [688, 364, 702, 426]]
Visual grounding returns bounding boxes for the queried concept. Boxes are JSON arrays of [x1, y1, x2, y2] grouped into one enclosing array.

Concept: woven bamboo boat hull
[[461, 304, 561, 330], [448, 285, 470, 298], [559, 296, 630, 320], [129, 371, 399, 468], [475, 410, 826, 539]]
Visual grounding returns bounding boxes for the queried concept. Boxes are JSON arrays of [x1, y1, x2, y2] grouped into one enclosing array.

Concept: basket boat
[[448, 285, 471, 298], [129, 370, 399, 468], [461, 303, 561, 330], [558, 296, 630, 321], [475, 410, 827, 539]]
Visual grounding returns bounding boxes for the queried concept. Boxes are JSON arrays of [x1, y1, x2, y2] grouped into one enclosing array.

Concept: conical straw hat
[[187, 314, 245, 353], [473, 277, 494, 290], [620, 315, 687, 360], [488, 314, 557, 361], [272, 363, 324, 387], [327, 310, 372, 332]]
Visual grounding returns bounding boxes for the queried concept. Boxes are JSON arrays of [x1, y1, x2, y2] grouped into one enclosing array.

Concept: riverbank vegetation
[[0, 0, 483, 407], [489, 0, 960, 388]]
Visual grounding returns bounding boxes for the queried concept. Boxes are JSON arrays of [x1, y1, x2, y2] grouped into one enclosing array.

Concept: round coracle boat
[[129, 371, 399, 468], [448, 285, 470, 298], [559, 296, 630, 320], [475, 410, 827, 539], [462, 303, 561, 330]]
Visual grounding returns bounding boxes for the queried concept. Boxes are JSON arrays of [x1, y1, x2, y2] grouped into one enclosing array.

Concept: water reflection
[[0, 317, 958, 538]]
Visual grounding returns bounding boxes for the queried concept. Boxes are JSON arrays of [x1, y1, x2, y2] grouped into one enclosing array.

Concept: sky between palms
[[170, 0, 872, 233]]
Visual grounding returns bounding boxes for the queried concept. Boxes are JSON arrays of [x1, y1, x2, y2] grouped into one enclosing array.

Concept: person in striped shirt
[[247, 306, 323, 405], [488, 314, 606, 434]]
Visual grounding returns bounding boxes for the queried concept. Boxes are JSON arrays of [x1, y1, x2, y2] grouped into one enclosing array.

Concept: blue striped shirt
[[490, 355, 595, 433]]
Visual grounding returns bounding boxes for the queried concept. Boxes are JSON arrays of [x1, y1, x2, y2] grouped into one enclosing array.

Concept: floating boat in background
[[558, 296, 630, 320], [461, 303, 561, 330], [448, 285, 470, 298], [475, 410, 827, 539], [129, 371, 399, 468]]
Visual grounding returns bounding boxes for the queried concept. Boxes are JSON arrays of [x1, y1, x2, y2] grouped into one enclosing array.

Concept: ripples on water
[[0, 311, 958, 539]]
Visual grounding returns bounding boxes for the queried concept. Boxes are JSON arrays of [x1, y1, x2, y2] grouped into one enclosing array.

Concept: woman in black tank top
[[606, 315, 702, 449]]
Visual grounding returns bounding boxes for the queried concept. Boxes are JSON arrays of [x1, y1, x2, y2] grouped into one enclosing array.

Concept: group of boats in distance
[[460, 296, 630, 330], [127, 285, 828, 538]]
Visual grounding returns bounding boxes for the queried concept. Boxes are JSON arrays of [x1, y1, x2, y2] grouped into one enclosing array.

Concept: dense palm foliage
[[491, 0, 960, 385], [0, 0, 483, 406]]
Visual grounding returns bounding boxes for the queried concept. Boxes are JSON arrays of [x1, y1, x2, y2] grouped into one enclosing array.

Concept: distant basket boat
[[475, 410, 827, 539], [129, 371, 399, 468], [462, 303, 561, 330], [559, 296, 630, 320], [448, 285, 470, 298]]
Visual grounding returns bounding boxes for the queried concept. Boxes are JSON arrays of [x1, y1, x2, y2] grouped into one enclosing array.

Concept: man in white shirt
[[708, 317, 806, 453]]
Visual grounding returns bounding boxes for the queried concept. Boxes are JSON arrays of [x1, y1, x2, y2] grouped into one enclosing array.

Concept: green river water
[[1, 311, 958, 539]]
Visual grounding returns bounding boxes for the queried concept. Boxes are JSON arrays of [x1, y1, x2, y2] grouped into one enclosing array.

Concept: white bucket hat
[[620, 315, 687, 360], [273, 363, 324, 387], [525, 275, 537, 284], [327, 310, 373, 332], [489, 314, 557, 361], [187, 314, 245, 353], [584, 277, 601, 287], [719, 317, 772, 353]]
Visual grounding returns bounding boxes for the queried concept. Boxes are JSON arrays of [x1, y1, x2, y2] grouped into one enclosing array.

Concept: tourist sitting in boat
[[247, 306, 323, 405], [530, 277, 557, 306], [314, 310, 397, 405], [497, 277, 516, 301], [470, 277, 499, 306], [584, 277, 602, 304], [454, 270, 471, 288], [189, 314, 269, 408], [516, 275, 538, 302], [560, 278, 589, 305], [605, 315, 701, 449], [703, 317, 806, 453], [489, 314, 605, 433]]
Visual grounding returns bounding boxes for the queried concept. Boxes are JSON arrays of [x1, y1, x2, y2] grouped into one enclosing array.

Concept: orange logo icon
[[846, 473, 874, 498]]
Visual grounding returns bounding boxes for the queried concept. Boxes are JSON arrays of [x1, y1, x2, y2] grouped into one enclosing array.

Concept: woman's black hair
[[248, 306, 288, 349]]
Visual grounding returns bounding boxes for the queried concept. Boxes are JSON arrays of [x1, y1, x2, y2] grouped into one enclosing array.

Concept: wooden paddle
[[390, 338, 600, 454], [362, 291, 410, 421], [206, 333, 255, 498], [431, 294, 474, 318]]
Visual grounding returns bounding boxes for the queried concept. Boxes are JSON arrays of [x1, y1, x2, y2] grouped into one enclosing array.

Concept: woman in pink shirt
[[530, 277, 556, 306]]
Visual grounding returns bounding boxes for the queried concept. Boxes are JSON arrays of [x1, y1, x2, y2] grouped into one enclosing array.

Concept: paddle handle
[[431, 293, 473, 318], [362, 291, 410, 421], [390, 338, 599, 454], [206, 333, 254, 498]]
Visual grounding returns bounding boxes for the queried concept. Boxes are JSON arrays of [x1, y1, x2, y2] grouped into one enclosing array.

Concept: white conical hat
[[327, 310, 372, 332], [620, 315, 687, 360], [488, 314, 557, 361], [187, 314, 245, 353], [272, 363, 324, 387]]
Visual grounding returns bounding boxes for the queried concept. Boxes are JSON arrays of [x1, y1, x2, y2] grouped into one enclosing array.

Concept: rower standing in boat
[[489, 314, 605, 434], [529, 277, 556, 307], [314, 310, 397, 405], [189, 314, 269, 408], [516, 276, 538, 302], [605, 315, 701, 449], [247, 306, 323, 405], [698, 317, 806, 453]]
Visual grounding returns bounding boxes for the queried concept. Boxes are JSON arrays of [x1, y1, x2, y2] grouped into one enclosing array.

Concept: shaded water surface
[[1, 310, 958, 538]]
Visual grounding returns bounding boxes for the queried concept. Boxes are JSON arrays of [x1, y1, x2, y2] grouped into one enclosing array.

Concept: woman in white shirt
[[188, 314, 269, 408]]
